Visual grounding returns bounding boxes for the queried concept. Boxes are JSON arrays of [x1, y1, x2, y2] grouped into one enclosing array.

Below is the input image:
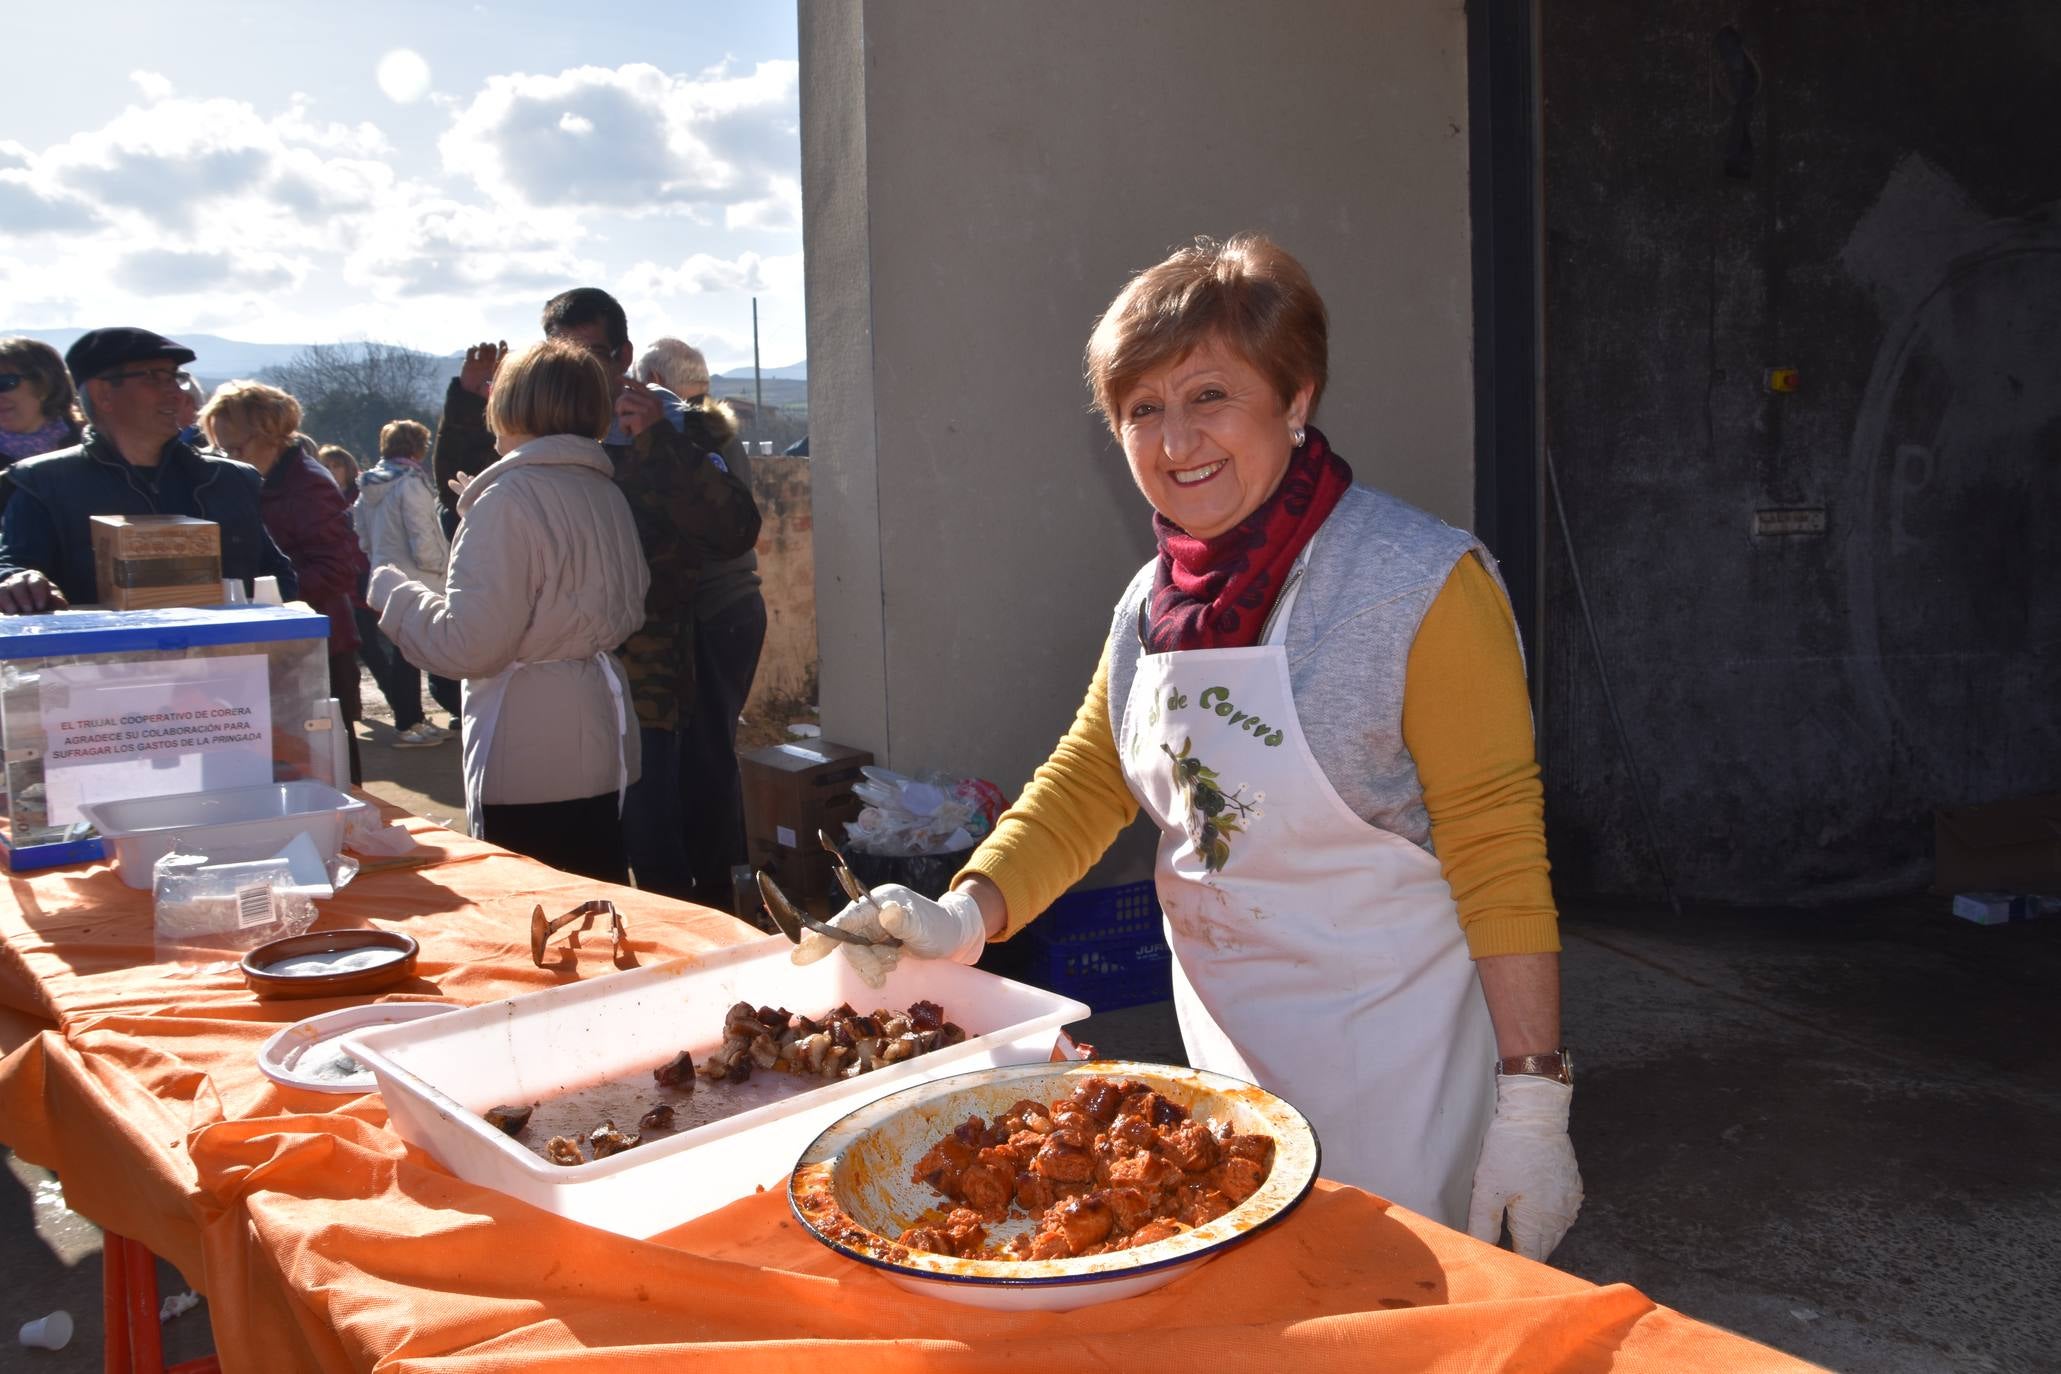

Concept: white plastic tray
[[346, 936, 1090, 1238], [77, 780, 369, 890], [257, 1001, 456, 1094]]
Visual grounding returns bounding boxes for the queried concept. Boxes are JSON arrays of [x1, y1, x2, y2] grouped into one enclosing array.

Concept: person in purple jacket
[[202, 381, 370, 783]]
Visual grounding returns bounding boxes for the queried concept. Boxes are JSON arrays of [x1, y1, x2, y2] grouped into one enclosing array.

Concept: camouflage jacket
[[431, 380, 762, 730]]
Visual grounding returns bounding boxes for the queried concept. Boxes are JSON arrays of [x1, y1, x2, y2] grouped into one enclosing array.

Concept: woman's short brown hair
[[0, 336, 83, 428], [1084, 233, 1328, 427], [199, 380, 302, 449], [484, 339, 613, 443], [379, 418, 430, 458]]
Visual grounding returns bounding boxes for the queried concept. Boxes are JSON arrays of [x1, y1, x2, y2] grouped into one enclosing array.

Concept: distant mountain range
[[719, 360, 808, 382], [1, 328, 805, 385]]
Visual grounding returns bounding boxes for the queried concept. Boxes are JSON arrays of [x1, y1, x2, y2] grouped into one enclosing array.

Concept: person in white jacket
[[354, 420, 462, 747], [369, 340, 650, 882]]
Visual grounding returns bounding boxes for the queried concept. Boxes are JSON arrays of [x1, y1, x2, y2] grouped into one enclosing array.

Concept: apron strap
[[462, 653, 632, 839], [595, 651, 631, 816], [1258, 532, 1321, 648]]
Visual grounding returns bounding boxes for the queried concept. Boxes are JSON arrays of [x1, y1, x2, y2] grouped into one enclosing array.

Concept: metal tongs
[[530, 899, 631, 967], [754, 830, 902, 948]]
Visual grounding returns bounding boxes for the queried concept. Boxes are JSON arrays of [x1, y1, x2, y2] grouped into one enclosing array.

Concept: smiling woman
[[808, 233, 1582, 1265]]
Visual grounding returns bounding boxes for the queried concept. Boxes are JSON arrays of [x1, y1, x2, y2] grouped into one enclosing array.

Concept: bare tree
[[260, 342, 447, 467]]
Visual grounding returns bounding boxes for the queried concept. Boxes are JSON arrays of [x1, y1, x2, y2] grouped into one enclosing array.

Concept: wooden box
[[89, 515, 222, 610], [740, 740, 872, 919]]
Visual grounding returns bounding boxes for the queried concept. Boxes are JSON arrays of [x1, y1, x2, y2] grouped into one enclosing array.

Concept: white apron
[[461, 652, 630, 839], [1115, 548, 1497, 1226]]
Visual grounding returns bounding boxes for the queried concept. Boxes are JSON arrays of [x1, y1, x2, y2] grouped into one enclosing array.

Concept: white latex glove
[[789, 902, 901, 988], [873, 884, 986, 963], [788, 884, 986, 988], [1465, 1074, 1583, 1261]]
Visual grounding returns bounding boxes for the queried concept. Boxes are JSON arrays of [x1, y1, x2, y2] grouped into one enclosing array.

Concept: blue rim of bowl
[[787, 1060, 1321, 1288]]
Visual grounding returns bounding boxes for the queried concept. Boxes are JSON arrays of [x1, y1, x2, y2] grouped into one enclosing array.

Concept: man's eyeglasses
[[101, 367, 192, 389]]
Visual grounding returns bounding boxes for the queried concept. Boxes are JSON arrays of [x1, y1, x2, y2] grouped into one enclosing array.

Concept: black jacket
[[0, 432, 298, 604]]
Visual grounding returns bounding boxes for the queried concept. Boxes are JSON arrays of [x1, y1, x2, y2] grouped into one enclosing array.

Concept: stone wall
[[1540, 2, 2061, 901], [744, 456, 817, 715]]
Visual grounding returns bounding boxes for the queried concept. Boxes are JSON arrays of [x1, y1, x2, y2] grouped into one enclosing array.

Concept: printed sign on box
[[38, 655, 273, 825]]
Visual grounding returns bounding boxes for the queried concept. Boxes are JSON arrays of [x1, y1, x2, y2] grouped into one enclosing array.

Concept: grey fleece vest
[[1106, 483, 1502, 853]]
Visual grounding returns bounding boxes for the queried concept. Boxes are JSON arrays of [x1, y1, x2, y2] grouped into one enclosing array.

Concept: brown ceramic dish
[[241, 929, 420, 1000]]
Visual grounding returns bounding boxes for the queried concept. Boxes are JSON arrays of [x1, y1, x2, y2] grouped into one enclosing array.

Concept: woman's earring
[[1291, 425, 1307, 448]]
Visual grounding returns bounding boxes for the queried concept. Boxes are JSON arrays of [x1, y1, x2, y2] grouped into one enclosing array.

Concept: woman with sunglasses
[[0, 338, 85, 480]]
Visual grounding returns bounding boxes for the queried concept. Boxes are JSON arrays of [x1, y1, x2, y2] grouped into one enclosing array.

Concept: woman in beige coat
[[370, 339, 649, 882]]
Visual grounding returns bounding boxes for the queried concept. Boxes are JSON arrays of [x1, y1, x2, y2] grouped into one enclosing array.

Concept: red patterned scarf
[[1144, 427, 1353, 653]]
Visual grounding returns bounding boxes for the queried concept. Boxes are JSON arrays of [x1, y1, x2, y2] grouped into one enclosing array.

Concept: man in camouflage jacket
[[432, 288, 761, 897]]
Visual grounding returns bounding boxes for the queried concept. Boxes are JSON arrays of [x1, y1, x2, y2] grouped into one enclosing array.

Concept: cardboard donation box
[[1933, 794, 2061, 896], [742, 740, 872, 919], [90, 514, 223, 610], [0, 605, 340, 872]]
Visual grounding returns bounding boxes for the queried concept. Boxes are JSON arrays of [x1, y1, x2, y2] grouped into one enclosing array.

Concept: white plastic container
[[346, 936, 1090, 1238], [77, 780, 369, 889]]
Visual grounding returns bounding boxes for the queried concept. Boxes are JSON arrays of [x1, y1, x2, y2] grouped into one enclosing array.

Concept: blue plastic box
[[1020, 879, 1173, 1011], [0, 605, 335, 872]]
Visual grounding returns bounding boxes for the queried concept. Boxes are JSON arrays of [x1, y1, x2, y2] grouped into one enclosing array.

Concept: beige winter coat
[[371, 434, 649, 807]]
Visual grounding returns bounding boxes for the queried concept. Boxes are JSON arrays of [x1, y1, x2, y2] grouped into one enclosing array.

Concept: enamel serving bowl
[[240, 929, 419, 1000], [789, 1060, 1319, 1312]]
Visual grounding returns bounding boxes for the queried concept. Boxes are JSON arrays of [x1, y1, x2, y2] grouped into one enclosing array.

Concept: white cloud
[[377, 50, 433, 105], [0, 56, 803, 369], [0, 174, 101, 234], [440, 60, 799, 216], [114, 248, 301, 295], [724, 176, 801, 233], [620, 251, 800, 298]]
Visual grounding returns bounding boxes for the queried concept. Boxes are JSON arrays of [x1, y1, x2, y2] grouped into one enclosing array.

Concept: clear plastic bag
[[150, 844, 337, 962], [845, 768, 1005, 857]]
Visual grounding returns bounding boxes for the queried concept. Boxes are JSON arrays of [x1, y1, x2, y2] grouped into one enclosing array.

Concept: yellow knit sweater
[[955, 552, 1559, 959]]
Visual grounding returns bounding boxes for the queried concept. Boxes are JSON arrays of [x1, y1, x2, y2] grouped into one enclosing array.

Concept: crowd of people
[[0, 286, 767, 903]]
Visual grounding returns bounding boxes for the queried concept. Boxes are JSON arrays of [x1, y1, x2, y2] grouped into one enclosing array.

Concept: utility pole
[[751, 296, 763, 445]]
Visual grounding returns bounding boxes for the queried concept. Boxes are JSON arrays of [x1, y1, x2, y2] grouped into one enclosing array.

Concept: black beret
[[64, 328, 198, 385]]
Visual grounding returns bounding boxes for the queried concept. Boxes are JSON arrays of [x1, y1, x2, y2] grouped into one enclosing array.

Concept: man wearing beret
[[0, 328, 297, 613]]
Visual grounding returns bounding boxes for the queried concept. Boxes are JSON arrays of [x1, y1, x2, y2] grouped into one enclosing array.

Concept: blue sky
[[1, 1, 803, 371]]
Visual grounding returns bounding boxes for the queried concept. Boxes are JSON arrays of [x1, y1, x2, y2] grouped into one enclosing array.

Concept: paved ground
[[4, 688, 2054, 1370]]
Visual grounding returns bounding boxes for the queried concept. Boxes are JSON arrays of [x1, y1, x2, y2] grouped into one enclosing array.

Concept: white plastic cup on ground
[[252, 575, 283, 606], [18, 1309, 73, 1350]]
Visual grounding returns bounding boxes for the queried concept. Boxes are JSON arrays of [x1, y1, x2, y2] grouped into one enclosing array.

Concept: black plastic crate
[[1020, 880, 1171, 1011]]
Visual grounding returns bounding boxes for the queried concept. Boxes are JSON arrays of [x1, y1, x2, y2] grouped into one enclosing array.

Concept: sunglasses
[[0, 374, 24, 393]]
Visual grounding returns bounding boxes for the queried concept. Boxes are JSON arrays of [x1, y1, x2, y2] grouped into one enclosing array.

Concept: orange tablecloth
[[0, 804, 1818, 1373]]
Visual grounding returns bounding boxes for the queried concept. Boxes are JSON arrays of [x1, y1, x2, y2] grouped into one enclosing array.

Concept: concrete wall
[[1539, 3, 2061, 902], [800, 0, 1477, 890], [742, 456, 817, 716]]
